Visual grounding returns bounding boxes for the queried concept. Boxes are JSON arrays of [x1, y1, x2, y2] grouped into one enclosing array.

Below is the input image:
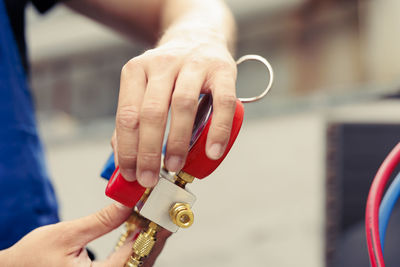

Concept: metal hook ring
[[236, 54, 274, 103]]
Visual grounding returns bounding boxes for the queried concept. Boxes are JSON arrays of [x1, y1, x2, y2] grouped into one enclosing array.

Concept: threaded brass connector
[[132, 230, 156, 257], [125, 222, 159, 267], [169, 202, 194, 228]]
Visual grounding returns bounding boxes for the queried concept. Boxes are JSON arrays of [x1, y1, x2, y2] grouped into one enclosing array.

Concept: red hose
[[366, 142, 400, 267]]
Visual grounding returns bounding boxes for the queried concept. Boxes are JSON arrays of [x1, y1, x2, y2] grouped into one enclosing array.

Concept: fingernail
[[139, 171, 158, 187], [166, 155, 183, 172], [208, 143, 223, 160], [121, 168, 136, 181]]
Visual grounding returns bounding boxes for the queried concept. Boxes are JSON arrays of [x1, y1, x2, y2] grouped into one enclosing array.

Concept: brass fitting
[[169, 202, 194, 228], [174, 171, 195, 188], [115, 211, 147, 251], [125, 257, 141, 267], [115, 224, 132, 251], [125, 222, 159, 267]]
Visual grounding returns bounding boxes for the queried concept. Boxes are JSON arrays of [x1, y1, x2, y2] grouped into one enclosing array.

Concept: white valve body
[[138, 176, 196, 232]]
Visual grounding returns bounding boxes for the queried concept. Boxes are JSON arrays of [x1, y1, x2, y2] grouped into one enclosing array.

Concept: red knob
[[182, 99, 244, 179], [105, 98, 244, 206], [105, 166, 146, 208]]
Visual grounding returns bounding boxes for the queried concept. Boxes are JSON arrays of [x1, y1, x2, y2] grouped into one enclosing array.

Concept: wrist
[[158, 25, 230, 50]]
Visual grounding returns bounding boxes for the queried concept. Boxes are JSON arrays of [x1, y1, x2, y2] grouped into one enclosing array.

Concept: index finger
[[116, 60, 146, 181]]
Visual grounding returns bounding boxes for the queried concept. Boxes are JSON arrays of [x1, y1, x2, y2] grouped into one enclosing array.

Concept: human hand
[[113, 34, 237, 187], [0, 204, 169, 267]]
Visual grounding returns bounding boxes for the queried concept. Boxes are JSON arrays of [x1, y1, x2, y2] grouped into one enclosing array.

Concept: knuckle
[[140, 103, 166, 123], [142, 48, 154, 56], [118, 152, 137, 165], [153, 53, 177, 67], [140, 151, 160, 163], [168, 137, 188, 149], [216, 93, 237, 110], [185, 57, 204, 68], [211, 60, 236, 74], [117, 106, 140, 130], [95, 209, 114, 229], [168, 139, 189, 154], [172, 93, 197, 112], [121, 58, 141, 77], [213, 122, 232, 137], [156, 53, 175, 62]]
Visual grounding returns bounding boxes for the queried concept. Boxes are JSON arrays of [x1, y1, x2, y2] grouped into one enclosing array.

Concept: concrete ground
[[41, 110, 326, 267]]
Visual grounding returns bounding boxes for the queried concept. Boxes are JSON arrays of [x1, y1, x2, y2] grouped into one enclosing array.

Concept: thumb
[[69, 203, 132, 245]]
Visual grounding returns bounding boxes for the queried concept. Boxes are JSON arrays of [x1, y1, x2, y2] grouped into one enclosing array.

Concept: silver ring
[[236, 54, 274, 103]]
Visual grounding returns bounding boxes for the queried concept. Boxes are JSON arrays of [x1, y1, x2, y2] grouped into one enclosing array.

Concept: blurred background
[[26, 0, 400, 266]]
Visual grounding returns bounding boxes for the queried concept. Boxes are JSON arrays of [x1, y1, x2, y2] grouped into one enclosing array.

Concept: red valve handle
[[182, 99, 244, 179], [105, 166, 146, 208], [105, 99, 244, 207]]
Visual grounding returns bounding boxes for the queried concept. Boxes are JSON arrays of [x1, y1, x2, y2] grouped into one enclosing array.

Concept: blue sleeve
[[100, 152, 116, 180]]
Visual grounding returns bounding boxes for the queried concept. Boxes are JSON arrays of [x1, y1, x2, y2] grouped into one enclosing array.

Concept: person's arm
[[66, 0, 237, 187], [0, 203, 170, 266], [65, 0, 235, 49]]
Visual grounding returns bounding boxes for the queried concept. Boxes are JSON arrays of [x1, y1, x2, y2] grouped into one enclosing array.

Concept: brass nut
[[176, 171, 195, 183], [169, 202, 194, 228], [125, 256, 142, 267]]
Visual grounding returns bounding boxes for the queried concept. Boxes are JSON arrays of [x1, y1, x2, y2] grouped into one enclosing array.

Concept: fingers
[[136, 67, 178, 187], [115, 49, 237, 186], [164, 65, 205, 172], [69, 203, 132, 246], [116, 60, 146, 181], [206, 64, 237, 160]]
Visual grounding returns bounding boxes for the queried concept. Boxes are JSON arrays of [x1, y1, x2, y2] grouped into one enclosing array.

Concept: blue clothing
[[101, 153, 115, 180], [0, 0, 59, 249]]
